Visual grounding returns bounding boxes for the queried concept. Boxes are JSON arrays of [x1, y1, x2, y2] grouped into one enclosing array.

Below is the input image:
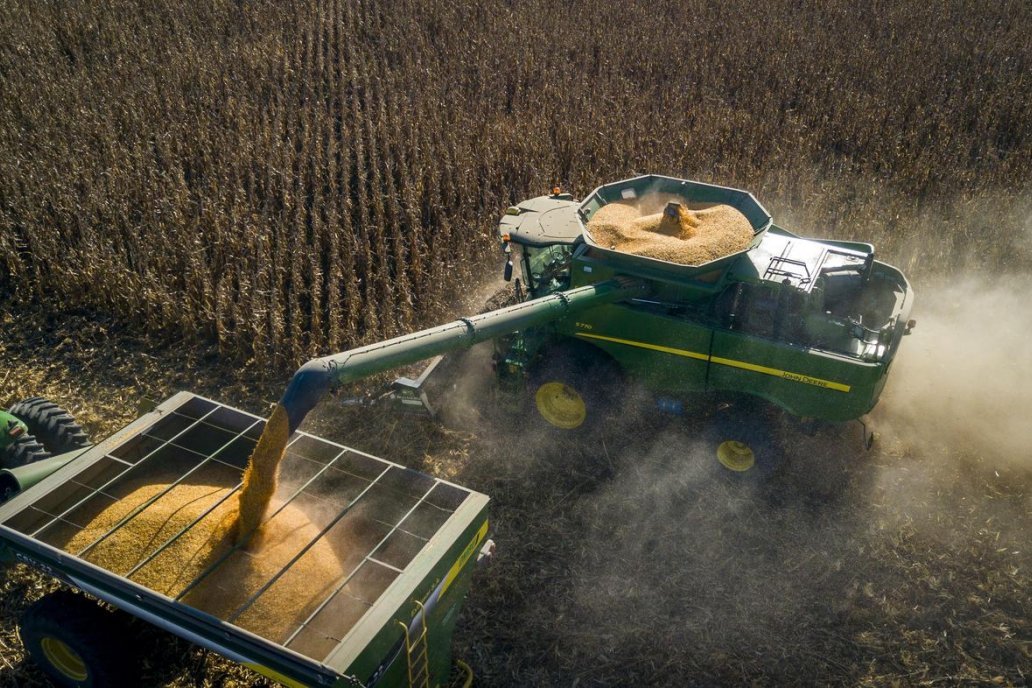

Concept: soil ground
[[1, 285, 1029, 687]]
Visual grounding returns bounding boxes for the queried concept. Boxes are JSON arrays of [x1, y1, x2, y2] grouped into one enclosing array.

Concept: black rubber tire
[[19, 590, 140, 688], [1, 433, 51, 469], [527, 341, 623, 433], [8, 397, 90, 455]]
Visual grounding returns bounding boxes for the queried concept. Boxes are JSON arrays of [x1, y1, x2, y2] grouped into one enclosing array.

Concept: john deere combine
[[277, 175, 913, 444], [217, 175, 913, 489], [493, 175, 914, 437]]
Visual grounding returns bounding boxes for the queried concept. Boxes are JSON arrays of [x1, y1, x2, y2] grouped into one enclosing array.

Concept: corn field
[[1, 0, 1029, 366]]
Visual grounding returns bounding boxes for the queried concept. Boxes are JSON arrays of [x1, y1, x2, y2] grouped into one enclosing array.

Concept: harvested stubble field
[[1, 0, 1031, 686]]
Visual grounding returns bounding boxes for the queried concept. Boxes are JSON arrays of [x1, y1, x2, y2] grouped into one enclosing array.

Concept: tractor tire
[[1, 433, 50, 469], [527, 342, 623, 433], [8, 397, 90, 455], [19, 590, 140, 688]]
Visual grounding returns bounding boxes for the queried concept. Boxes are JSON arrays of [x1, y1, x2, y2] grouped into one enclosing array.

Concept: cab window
[[523, 244, 573, 296]]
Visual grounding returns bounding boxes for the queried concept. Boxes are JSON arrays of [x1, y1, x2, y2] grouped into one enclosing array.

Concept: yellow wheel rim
[[717, 440, 755, 472], [40, 636, 88, 682], [535, 381, 587, 429]]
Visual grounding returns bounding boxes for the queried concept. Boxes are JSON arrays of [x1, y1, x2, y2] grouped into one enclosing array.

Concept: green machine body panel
[[500, 175, 914, 423], [0, 410, 29, 452]]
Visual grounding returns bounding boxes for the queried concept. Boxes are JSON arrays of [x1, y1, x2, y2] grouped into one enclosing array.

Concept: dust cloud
[[875, 272, 1032, 469], [297, 266, 1030, 684], [530, 270, 1032, 684]]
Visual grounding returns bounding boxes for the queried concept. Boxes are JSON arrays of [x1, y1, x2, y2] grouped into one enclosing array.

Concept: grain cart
[[0, 394, 490, 688]]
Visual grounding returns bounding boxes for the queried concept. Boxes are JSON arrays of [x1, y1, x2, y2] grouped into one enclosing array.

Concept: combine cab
[[497, 175, 914, 426]]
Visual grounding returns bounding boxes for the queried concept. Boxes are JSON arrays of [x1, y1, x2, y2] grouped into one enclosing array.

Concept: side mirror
[[503, 260, 513, 282]]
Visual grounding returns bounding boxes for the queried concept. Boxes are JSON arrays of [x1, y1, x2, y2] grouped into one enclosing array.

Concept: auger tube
[[279, 277, 647, 432]]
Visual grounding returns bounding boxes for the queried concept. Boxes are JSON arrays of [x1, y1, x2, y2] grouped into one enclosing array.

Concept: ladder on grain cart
[[399, 600, 430, 688]]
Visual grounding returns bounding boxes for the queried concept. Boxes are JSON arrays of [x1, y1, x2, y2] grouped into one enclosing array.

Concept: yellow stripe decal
[[575, 332, 851, 393], [441, 519, 489, 597], [575, 332, 709, 361], [709, 355, 851, 392]]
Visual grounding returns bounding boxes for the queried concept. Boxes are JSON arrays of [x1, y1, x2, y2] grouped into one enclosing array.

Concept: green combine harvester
[[0, 175, 912, 687], [492, 175, 914, 440]]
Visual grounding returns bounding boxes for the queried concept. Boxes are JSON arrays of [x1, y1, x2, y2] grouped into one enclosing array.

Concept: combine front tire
[[8, 397, 90, 455], [528, 344, 622, 432], [19, 590, 139, 688]]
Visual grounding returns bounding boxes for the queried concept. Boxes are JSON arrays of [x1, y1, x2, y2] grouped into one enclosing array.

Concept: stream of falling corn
[[234, 403, 292, 544]]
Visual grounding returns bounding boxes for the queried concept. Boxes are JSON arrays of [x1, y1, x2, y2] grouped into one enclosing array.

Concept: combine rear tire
[[1, 433, 50, 469], [19, 590, 139, 688], [707, 395, 786, 478], [8, 397, 90, 455]]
